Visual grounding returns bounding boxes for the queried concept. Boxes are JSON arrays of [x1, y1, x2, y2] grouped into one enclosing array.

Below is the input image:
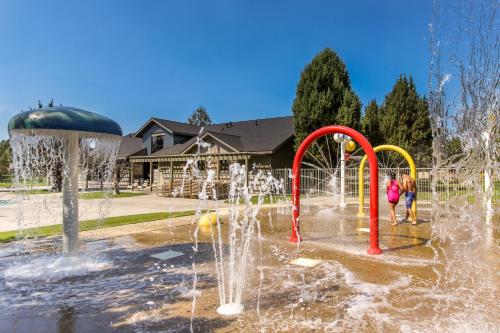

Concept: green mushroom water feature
[[8, 106, 122, 255]]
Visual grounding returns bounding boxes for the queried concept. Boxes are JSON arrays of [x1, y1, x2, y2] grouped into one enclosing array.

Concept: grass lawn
[[1, 190, 145, 199], [3, 189, 50, 194], [79, 191, 146, 200], [0, 210, 196, 243], [0, 176, 12, 187], [0, 178, 47, 188]]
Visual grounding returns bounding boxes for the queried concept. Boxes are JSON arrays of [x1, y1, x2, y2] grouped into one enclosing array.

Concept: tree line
[[292, 48, 433, 166], [0, 140, 10, 181]]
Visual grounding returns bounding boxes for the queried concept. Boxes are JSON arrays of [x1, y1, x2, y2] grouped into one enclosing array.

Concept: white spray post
[[340, 141, 347, 208], [62, 133, 80, 255], [334, 133, 351, 208], [481, 130, 493, 220]]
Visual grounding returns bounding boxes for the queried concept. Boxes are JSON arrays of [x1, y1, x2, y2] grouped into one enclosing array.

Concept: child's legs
[[409, 207, 416, 221], [389, 203, 397, 222], [405, 193, 416, 221]]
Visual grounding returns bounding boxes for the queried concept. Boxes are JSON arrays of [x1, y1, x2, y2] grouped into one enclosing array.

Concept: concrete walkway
[[0, 193, 229, 232]]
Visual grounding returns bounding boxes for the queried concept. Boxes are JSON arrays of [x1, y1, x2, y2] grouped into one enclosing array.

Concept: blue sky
[[0, 0, 432, 139]]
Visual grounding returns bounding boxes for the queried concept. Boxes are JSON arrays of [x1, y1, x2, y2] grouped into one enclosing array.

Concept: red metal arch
[[290, 125, 382, 255]]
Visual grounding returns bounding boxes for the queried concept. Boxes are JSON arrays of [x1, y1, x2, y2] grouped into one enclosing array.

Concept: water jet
[[8, 106, 122, 255]]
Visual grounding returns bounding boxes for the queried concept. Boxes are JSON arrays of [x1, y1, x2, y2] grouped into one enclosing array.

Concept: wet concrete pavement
[[0, 203, 498, 332]]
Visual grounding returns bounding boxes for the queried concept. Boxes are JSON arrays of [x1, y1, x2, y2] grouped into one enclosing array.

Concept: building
[[117, 116, 295, 197]]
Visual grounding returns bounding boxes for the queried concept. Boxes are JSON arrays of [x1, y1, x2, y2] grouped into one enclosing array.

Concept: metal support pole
[[62, 133, 80, 255], [340, 141, 346, 208], [482, 131, 493, 219]]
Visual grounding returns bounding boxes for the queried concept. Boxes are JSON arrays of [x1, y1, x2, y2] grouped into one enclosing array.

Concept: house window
[[219, 160, 230, 171], [197, 160, 206, 171], [151, 134, 164, 153]]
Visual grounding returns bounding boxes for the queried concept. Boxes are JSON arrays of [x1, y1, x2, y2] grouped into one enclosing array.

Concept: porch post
[[130, 161, 134, 190], [149, 160, 153, 190], [244, 155, 249, 187], [216, 156, 220, 182], [169, 160, 174, 196]]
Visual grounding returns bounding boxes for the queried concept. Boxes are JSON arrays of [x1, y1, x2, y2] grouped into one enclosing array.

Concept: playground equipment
[[198, 212, 217, 226], [8, 106, 122, 255], [333, 133, 352, 208], [345, 140, 356, 153], [290, 125, 381, 255], [357, 145, 417, 218], [333, 135, 357, 208]]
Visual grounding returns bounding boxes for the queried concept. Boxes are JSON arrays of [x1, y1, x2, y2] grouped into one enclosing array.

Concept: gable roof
[[178, 132, 243, 154], [118, 136, 145, 159], [205, 116, 294, 152], [134, 118, 201, 138], [205, 132, 244, 151], [151, 137, 197, 156], [150, 116, 294, 157]]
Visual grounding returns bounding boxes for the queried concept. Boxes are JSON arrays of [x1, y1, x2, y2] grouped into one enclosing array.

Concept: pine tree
[[187, 106, 212, 126], [379, 75, 432, 165], [292, 48, 361, 152], [361, 100, 382, 146], [0, 140, 11, 180], [336, 90, 362, 131], [410, 97, 433, 165]]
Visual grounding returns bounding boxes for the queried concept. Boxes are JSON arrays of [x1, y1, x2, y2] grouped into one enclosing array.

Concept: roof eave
[[271, 135, 295, 153], [131, 150, 272, 160], [134, 118, 174, 138], [179, 132, 241, 154]]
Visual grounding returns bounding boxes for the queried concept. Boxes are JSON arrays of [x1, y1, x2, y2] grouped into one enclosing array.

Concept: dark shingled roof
[[205, 116, 294, 152], [135, 118, 201, 137], [151, 137, 197, 156], [149, 116, 294, 156], [202, 132, 244, 151], [118, 136, 145, 159]]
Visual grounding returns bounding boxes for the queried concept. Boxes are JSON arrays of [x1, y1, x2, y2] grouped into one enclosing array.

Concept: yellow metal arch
[[357, 145, 417, 217]]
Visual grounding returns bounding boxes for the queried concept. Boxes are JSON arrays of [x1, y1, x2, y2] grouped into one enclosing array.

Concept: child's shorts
[[405, 192, 416, 209]]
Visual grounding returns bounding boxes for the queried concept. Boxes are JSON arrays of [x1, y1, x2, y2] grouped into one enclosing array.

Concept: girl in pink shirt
[[386, 172, 401, 226]]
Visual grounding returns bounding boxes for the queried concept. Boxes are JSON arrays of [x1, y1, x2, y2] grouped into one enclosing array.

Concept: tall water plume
[[428, 0, 499, 330], [10, 133, 120, 241]]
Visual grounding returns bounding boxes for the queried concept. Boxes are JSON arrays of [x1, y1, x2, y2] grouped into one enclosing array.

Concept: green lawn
[[26, 189, 50, 195], [0, 210, 196, 243], [417, 186, 499, 202], [0, 190, 145, 199], [0, 178, 47, 188], [79, 191, 146, 200], [3, 189, 50, 194]]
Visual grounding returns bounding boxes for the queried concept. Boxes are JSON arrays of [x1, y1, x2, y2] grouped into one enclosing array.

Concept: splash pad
[[289, 125, 382, 254]]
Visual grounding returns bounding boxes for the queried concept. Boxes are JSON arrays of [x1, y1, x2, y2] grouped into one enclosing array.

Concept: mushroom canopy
[[8, 106, 122, 137]]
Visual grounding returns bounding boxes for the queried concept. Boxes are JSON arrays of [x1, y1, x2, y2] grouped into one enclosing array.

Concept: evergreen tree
[[336, 90, 362, 130], [361, 99, 382, 146], [292, 48, 361, 152], [187, 106, 212, 126], [0, 140, 11, 180], [379, 75, 432, 165]]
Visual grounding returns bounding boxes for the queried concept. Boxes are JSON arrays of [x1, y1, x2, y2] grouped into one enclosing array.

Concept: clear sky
[[0, 0, 432, 139]]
